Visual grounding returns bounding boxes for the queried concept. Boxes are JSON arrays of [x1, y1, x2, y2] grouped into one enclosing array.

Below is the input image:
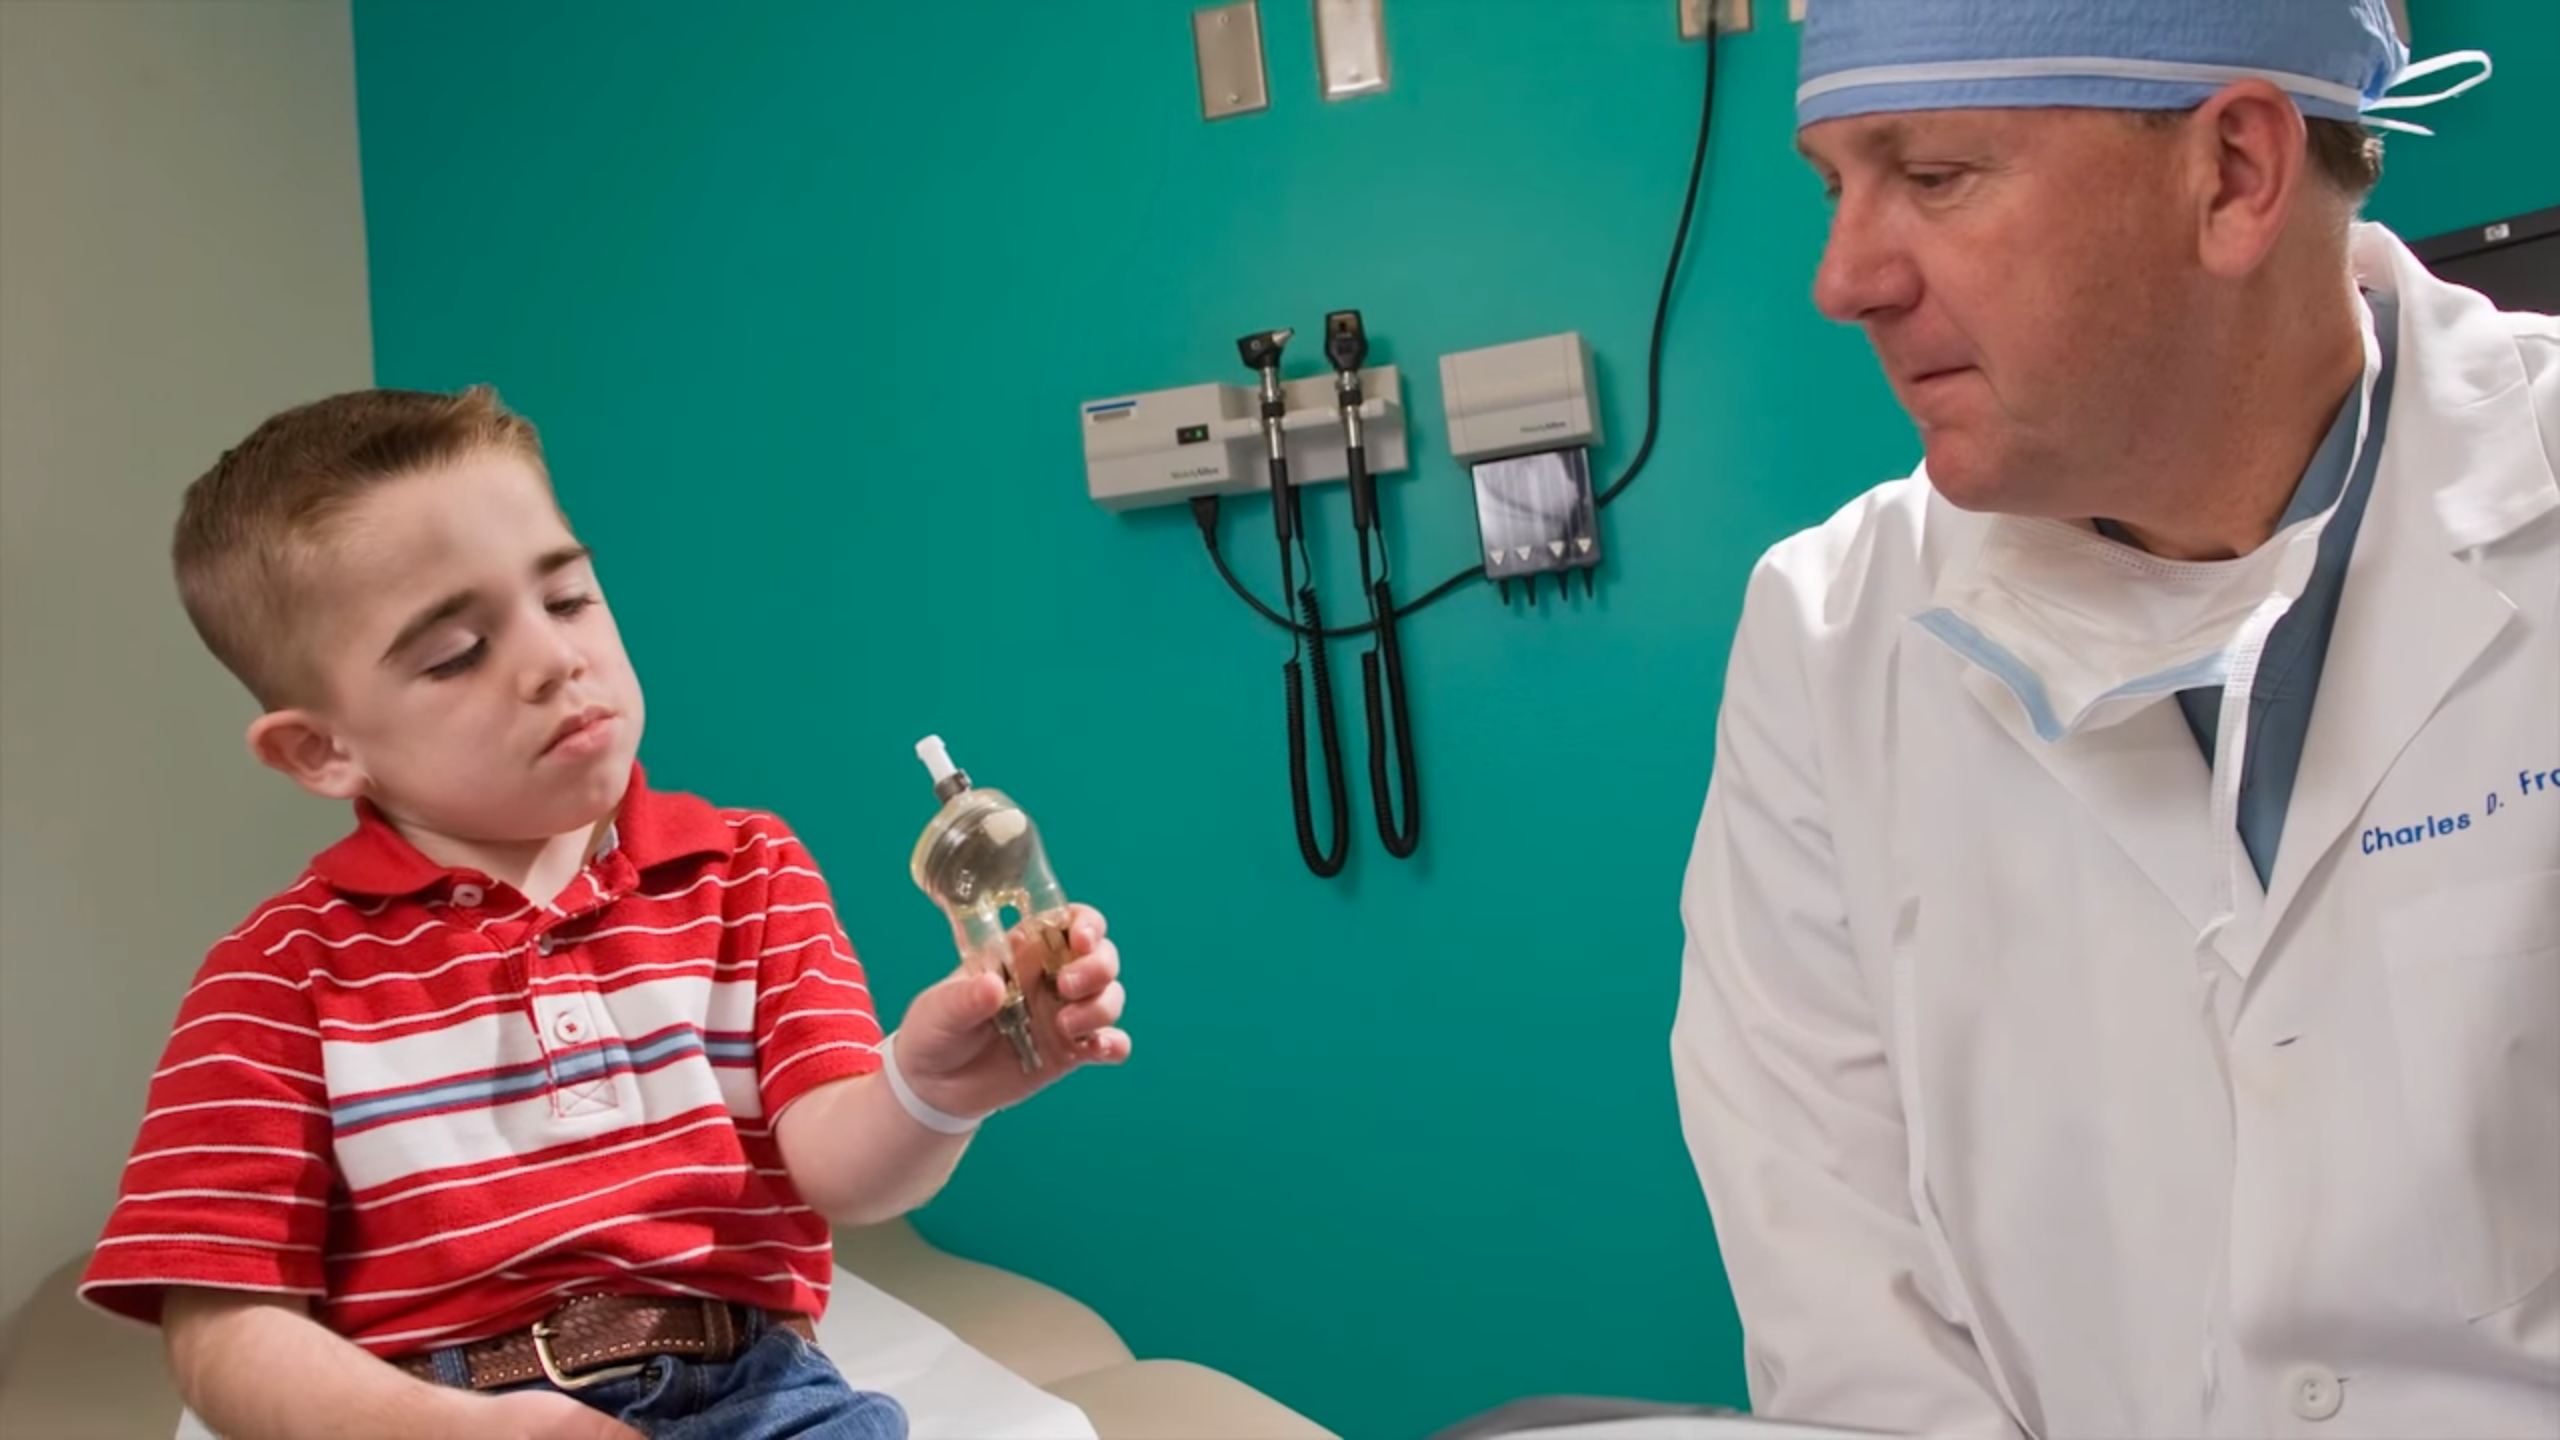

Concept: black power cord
[[1595, 9, 1719, 509], [1193, 502, 1475, 638], [1196, 17, 1720, 639]]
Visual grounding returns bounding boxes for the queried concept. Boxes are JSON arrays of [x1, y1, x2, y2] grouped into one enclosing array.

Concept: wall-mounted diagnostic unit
[[1079, 321, 1422, 883], [1441, 332, 1605, 601], [1080, 366, 1409, 511]]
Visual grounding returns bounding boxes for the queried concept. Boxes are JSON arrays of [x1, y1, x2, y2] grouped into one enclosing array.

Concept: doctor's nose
[[1813, 194, 1922, 325]]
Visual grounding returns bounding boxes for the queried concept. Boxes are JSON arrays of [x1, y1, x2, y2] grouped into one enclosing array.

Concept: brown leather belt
[[395, 1295, 816, 1391]]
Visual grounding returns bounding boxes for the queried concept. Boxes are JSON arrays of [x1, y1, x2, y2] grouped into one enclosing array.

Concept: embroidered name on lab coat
[[2363, 763, 2560, 855]]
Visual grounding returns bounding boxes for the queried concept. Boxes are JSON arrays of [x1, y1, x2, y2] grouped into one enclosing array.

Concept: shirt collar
[[308, 763, 733, 898], [2276, 290, 2399, 532]]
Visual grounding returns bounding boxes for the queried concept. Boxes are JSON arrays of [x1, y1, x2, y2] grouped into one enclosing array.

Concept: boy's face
[[256, 448, 646, 848]]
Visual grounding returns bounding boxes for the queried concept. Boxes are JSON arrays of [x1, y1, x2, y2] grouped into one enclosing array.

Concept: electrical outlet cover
[[1682, 0, 1751, 39]]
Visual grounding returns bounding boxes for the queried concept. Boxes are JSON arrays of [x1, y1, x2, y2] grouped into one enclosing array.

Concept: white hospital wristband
[[877, 1033, 984, 1135]]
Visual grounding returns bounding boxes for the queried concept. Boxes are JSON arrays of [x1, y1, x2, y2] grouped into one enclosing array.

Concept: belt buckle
[[530, 1320, 648, 1391]]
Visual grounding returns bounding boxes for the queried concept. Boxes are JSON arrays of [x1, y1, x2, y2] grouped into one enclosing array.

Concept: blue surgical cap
[[1797, 0, 2490, 133]]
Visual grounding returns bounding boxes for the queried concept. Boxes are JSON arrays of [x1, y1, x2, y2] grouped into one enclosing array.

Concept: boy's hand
[[894, 903, 1129, 1119], [473, 1390, 644, 1439]]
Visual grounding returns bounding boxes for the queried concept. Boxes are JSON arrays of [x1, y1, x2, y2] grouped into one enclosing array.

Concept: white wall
[[0, 0, 372, 1321]]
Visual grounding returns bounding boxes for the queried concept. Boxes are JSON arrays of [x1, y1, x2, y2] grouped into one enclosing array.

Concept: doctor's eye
[[546, 593, 598, 618]]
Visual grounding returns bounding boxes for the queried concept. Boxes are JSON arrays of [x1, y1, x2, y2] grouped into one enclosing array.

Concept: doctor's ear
[[2184, 79, 2313, 280], [247, 710, 367, 801]]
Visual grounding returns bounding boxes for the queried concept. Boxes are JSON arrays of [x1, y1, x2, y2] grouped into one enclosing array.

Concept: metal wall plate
[[1194, 2, 1269, 121], [1314, 0, 1389, 100], [1681, 0, 1753, 38]]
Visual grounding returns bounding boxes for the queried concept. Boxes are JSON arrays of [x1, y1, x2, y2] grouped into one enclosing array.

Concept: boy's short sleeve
[[746, 822, 887, 1119], [79, 934, 335, 1325]]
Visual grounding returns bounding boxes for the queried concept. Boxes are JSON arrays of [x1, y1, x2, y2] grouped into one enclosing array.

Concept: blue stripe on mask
[[1914, 607, 2232, 745]]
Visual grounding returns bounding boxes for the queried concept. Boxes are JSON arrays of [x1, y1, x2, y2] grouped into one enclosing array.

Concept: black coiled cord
[[1360, 575, 1419, 857], [1285, 581, 1351, 878], [1345, 414, 1420, 860]]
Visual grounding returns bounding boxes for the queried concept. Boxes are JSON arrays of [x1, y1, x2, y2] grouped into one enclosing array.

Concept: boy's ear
[[246, 710, 367, 801]]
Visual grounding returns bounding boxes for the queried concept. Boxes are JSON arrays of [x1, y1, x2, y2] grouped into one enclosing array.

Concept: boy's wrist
[[877, 1032, 985, 1134]]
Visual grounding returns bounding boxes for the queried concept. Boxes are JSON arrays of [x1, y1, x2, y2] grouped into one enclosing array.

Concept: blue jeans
[[417, 1316, 908, 1440]]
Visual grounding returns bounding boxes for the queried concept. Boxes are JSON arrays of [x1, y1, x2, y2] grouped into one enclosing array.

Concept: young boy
[[78, 386, 1131, 1440]]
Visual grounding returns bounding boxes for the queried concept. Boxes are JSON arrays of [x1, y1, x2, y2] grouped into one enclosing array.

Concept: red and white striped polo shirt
[[80, 766, 885, 1359]]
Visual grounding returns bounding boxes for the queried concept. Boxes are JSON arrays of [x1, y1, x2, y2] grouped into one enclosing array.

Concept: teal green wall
[[348, 3, 2552, 1434]]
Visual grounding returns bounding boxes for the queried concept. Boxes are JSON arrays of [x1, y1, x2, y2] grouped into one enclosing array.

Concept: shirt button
[[537, 933, 559, 956], [552, 1013, 585, 1045], [451, 883, 485, 908], [2285, 1364, 2343, 1422]]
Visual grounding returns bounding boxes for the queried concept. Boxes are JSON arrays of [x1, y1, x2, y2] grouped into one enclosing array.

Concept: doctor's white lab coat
[[1673, 224, 2559, 1438]]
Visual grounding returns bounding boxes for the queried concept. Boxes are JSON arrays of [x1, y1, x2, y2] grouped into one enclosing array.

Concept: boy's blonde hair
[[173, 385, 546, 709]]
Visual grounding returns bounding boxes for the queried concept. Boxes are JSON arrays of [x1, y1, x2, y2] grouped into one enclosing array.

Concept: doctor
[[1672, 2, 2556, 1437]]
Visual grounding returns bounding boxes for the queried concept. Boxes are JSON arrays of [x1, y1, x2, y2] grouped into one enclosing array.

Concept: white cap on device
[[916, 734, 957, 784]]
